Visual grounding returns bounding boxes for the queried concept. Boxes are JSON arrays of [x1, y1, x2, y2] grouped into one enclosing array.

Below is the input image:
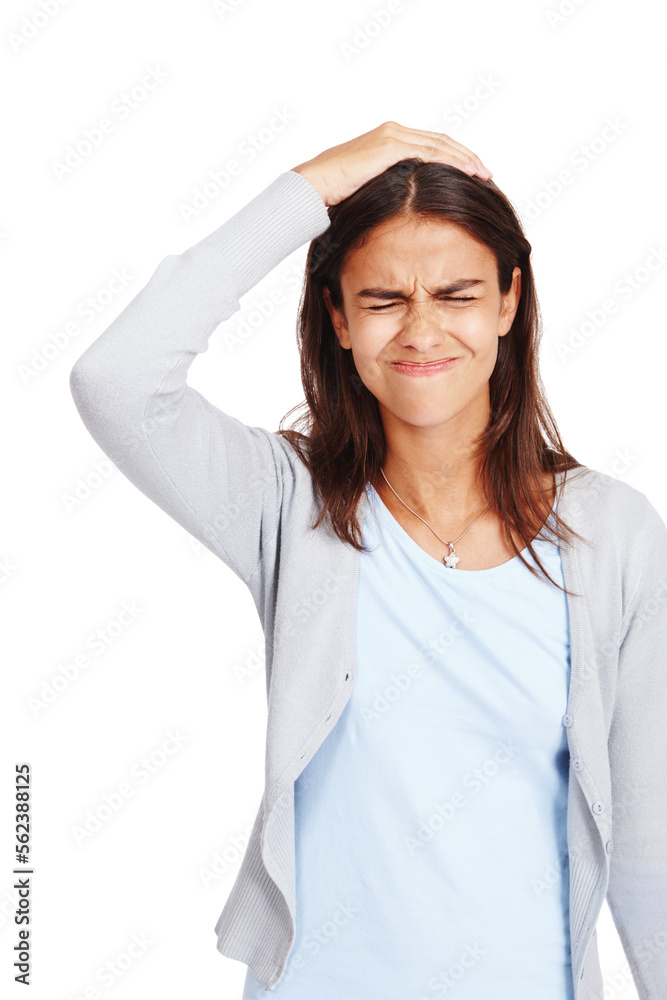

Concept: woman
[[69, 122, 667, 1000]]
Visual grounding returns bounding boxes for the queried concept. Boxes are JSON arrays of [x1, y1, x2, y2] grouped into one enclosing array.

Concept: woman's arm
[[69, 169, 330, 584], [606, 496, 667, 999], [69, 123, 488, 584]]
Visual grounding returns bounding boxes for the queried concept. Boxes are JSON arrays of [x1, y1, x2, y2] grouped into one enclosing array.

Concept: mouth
[[390, 357, 459, 377]]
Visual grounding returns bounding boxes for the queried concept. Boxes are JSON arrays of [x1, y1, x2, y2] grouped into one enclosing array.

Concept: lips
[[390, 357, 459, 377], [392, 358, 457, 366]]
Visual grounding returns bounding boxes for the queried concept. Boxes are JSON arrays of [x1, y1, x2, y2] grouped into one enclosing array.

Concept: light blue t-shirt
[[243, 482, 573, 1000]]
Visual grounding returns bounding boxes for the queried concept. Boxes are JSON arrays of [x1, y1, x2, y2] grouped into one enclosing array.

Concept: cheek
[[350, 348, 387, 396], [457, 312, 501, 353], [348, 320, 390, 361]]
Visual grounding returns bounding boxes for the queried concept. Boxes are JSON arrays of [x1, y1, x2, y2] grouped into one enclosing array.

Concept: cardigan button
[[606, 839, 614, 854], [571, 757, 585, 771], [592, 800, 606, 815], [562, 713, 573, 727]]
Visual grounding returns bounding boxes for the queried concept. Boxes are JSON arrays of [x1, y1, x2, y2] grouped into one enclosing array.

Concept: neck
[[380, 455, 487, 519], [379, 439, 488, 523], [375, 396, 495, 525]]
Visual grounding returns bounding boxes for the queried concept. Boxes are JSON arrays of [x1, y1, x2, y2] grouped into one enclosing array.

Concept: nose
[[395, 299, 448, 350]]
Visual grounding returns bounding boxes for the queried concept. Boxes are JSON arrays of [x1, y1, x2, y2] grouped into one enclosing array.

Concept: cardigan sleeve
[[606, 495, 667, 1000], [68, 170, 331, 584]]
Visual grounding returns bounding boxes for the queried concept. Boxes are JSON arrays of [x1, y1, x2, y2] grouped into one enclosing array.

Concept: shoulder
[[562, 464, 667, 557]]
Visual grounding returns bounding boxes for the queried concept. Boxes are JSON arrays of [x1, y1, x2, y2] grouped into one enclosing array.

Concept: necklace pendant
[[443, 543, 459, 569]]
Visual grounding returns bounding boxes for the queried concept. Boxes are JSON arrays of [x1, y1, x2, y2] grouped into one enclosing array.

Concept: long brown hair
[[277, 158, 590, 594]]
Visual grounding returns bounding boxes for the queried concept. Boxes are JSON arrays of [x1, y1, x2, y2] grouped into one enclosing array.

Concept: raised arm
[[69, 169, 331, 584]]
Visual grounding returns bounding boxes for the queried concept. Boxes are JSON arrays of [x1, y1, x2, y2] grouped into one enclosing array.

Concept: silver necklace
[[380, 469, 491, 569]]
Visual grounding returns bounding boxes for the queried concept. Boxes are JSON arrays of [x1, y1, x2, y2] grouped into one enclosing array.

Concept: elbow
[[69, 353, 106, 417], [69, 356, 93, 409], [69, 353, 126, 440], [69, 356, 92, 404]]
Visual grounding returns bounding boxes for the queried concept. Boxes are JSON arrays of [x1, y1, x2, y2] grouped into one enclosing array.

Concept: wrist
[[290, 164, 330, 207]]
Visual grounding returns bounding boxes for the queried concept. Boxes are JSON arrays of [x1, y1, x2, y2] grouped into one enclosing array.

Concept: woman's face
[[323, 215, 521, 434]]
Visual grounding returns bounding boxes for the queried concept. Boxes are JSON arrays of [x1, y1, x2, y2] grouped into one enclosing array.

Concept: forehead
[[340, 215, 494, 284]]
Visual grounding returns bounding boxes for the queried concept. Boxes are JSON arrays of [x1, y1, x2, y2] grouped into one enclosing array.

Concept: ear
[[323, 285, 351, 350], [498, 266, 522, 338]]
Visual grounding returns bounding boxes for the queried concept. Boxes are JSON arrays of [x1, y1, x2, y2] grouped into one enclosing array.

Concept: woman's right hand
[[291, 120, 493, 207]]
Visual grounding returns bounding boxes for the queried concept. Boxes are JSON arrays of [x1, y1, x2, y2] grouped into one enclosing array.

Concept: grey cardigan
[[69, 168, 667, 1000]]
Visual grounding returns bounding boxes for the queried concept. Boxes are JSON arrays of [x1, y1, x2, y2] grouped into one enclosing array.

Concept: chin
[[382, 403, 462, 428]]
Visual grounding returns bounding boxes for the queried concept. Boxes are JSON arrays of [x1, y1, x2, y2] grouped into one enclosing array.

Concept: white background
[[2, 0, 665, 998]]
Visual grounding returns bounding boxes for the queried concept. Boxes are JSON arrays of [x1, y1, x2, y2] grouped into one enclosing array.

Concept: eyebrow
[[354, 279, 486, 301]]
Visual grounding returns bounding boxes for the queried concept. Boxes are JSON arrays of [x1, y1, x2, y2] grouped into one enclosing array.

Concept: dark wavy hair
[[276, 158, 589, 594]]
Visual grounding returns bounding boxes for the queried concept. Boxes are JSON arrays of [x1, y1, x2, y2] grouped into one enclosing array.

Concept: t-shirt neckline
[[365, 482, 559, 579]]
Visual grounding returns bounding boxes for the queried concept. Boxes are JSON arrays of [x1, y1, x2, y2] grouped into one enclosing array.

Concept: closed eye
[[368, 296, 478, 311]]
